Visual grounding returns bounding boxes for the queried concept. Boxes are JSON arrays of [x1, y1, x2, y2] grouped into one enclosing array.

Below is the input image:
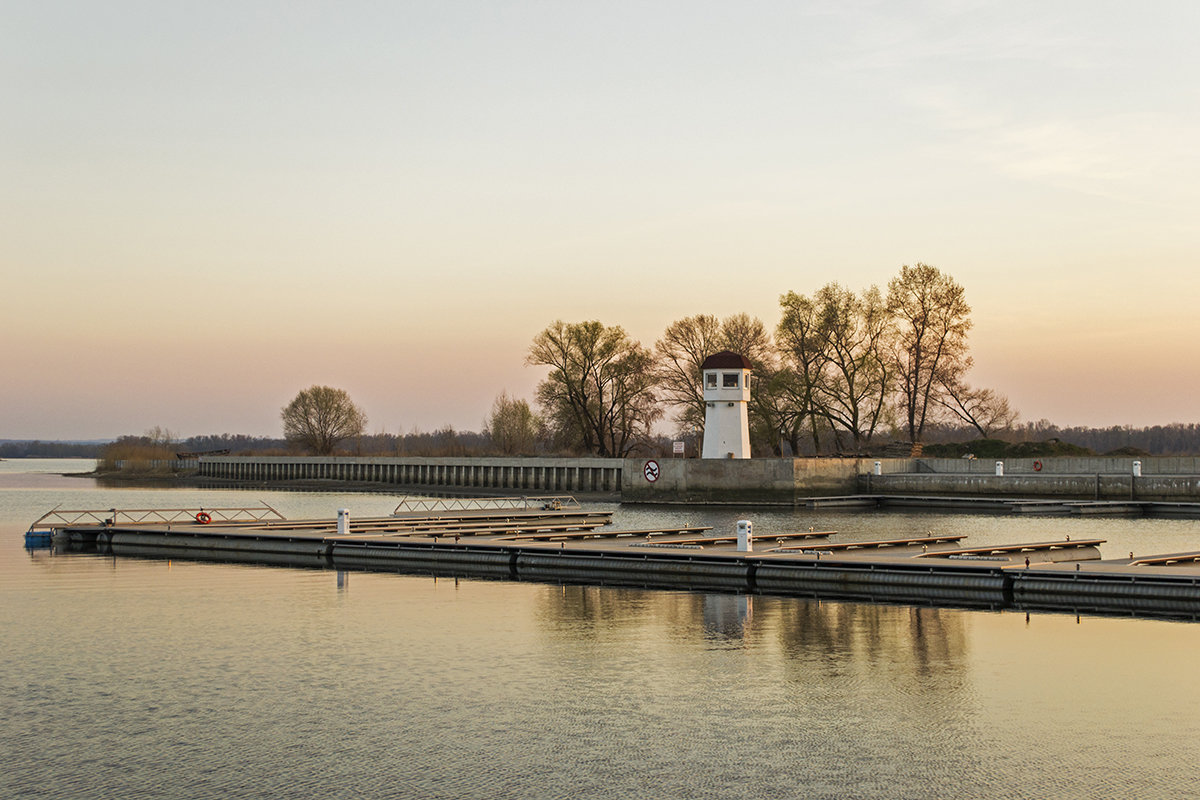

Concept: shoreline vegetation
[[1, 427, 1184, 469], [12, 421, 1200, 466], [11, 274, 1200, 463]]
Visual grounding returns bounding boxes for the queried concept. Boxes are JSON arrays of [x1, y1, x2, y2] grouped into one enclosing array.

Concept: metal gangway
[[28, 502, 286, 534], [392, 495, 583, 515]]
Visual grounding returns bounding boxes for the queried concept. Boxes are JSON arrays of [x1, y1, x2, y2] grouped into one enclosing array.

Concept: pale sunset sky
[[3, 1, 1198, 440]]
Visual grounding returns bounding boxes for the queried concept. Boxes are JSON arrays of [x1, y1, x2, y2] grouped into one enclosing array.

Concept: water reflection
[[701, 594, 753, 643], [5, 464, 1200, 790], [535, 583, 968, 682], [6, 511, 1200, 797]]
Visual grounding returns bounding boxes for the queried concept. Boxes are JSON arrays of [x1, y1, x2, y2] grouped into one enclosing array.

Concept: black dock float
[[1013, 568, 1200, 619]]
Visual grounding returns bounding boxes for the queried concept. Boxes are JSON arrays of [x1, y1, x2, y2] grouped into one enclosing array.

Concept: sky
[[3, 0, 1199, 440]]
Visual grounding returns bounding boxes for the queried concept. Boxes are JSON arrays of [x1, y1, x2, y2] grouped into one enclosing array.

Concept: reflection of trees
[[538, 585, 720, 640], [536, 585, 967, 685], [537, 586, 773, 653], [774, 600, 967, 686]]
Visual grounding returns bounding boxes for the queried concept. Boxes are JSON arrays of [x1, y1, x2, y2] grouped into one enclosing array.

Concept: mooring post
[[737, 519, 753, 552], [337, 508, 350, 536]]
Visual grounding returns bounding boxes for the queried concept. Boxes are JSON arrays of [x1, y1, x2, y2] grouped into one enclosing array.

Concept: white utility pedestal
[[737, 520, 753, 552]]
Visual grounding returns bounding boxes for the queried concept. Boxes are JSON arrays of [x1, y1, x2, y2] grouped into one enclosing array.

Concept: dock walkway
[[804, 494, 1200, 517], [38, 503, 1200, 620]]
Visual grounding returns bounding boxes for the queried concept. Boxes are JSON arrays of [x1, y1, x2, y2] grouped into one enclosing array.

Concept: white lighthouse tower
[[701, 351, 752, 459]]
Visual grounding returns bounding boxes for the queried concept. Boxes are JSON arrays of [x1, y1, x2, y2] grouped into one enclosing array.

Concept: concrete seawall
[[193, 455, 864, 503], [192, 455, 863, 504], [196, 456, 623, 494], [875, 456, 1200, 475], [182, 455, 1200, 504], [863, 457, 1200, 501], [621, 457, 862, 504]]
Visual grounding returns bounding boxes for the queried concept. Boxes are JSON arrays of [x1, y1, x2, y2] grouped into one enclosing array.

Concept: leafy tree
[[484, 392, 540, 454], [811, 283, 892, 450], [777, 284, 894, 453], [886, 263, 972, 443], [528, 320, 660, 456], [746, 363, 810, 456], [281, 385, 367, 455], [776, 290, 830, 453]]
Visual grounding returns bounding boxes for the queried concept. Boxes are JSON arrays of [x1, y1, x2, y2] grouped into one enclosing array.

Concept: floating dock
[[32, 497, 1200, 620], [804, 494, 1200, 517]]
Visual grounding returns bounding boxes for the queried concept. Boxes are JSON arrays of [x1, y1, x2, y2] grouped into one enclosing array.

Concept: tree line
[[69, 262, 1200, 459], [0, 440, 107, 458], [96, 427, 496, 463], [523, 263, 1015, 457], [70, 419, 1200, 465]]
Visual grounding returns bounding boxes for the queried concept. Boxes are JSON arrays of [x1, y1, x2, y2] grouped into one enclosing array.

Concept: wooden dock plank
[[493, 526, 714, 542], [645, 530, 835, 547], [1131, 551, 1200, 566], [917, 539, 1105, 557], [772, 535, 964, 552]]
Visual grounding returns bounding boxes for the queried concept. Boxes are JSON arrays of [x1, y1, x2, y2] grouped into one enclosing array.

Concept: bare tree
[[653, 314, 723, 436], [719, 312, 773, 366], [281, 385, 367, 455], [145, 426, 179, 450], [528, 320, 660, 456], [653, 313, 774, 439], [937, 379, 1019, 437], [484, 392, 540, 454], [886, 264, 972, 444]]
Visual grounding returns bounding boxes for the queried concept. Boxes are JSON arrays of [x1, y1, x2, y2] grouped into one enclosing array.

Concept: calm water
[[3, 460, 1200, 799]]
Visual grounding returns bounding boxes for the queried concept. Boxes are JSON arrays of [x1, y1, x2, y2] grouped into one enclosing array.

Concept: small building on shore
[[700, 351, 752, 459]]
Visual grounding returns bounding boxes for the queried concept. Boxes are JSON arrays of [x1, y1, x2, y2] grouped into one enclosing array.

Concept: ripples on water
[[3, 462, 1200, 798]]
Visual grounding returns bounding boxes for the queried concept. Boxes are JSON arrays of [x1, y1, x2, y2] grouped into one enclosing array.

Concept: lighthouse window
[[706, 373, 718, 388], [722, 373, 739, 388]]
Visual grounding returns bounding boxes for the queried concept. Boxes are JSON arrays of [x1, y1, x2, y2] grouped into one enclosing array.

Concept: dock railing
[[392, 495, 582, 515], [28, 502, 286, 532]]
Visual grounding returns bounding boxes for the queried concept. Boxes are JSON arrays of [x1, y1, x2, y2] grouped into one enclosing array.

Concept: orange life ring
[[195, 511, 212, 524], [1033, 460, 1043, 472]]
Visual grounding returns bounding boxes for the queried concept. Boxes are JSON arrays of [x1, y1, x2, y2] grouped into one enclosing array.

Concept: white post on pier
[[337, 508, 350, 536], [873, 461, 882, 476], [1133, 460, 1143, 477], [995, 461, 1004, 476], [737, 519, 753, 552]]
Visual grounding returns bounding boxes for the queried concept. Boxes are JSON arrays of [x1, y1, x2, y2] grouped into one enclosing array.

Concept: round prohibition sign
[[644, 459, 660, 482]]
